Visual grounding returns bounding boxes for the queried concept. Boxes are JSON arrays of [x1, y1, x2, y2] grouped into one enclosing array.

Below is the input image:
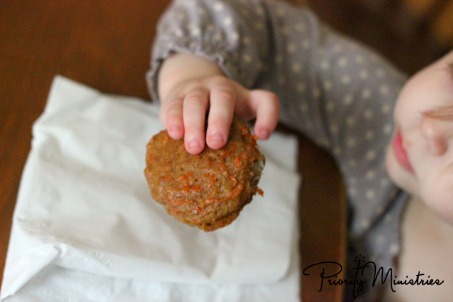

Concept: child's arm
[[148, 0, 408, 236], [148, 0, 278, 154], [157, 53, 279, 154]]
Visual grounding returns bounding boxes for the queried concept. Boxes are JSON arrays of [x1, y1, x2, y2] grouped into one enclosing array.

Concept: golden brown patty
[[144, 118, 265, 231]]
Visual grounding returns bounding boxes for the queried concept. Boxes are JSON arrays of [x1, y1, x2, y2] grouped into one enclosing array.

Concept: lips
[[392, 129, 414, 173]]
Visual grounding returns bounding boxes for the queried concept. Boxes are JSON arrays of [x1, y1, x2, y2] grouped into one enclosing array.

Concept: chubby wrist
[[158, 53, 225, 100]]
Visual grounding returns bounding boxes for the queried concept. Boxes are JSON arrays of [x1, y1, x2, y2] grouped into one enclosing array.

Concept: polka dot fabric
[[148, 0, 410, 299]]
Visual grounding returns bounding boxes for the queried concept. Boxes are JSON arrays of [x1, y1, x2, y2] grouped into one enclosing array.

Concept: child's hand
[[157, 53, 279, 154]]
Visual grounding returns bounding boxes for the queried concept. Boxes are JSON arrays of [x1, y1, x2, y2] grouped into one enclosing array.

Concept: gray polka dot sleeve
[[148, 0, 410, 297]]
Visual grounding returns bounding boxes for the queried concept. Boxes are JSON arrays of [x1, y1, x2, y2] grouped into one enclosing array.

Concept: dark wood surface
[[0, 1, 347, 301]]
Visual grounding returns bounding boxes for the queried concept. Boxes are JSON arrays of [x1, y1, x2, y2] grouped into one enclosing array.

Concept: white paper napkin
[[1, 76, 302, 302]]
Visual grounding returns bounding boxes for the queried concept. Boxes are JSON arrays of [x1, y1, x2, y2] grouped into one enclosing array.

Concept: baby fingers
[[183, 88, 210, 154], [247, 90, 280, 139], [161, 97, 184, 140], [160, 75, 277, 155], [206, 80, 237, 150], [161, 86, 210, 154]]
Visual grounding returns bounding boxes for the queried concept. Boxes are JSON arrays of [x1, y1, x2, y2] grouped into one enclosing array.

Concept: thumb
[[236, 89, 280, 139]]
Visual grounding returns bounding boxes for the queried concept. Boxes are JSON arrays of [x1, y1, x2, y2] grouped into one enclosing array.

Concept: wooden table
[[0, 1, 346, 301]]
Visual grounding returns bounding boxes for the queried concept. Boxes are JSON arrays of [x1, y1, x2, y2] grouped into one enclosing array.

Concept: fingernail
[[168, 126, 181, 137], [209, 133, 224, 145], [258, 129, 269, 139], [188, 139, 201, 152]]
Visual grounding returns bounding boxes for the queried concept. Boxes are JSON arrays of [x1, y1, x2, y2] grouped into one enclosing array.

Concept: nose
[[421, 116, 450, 156]]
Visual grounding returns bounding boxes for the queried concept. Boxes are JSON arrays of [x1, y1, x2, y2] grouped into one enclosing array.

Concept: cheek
[[385, 146, 417, 193], [393, 85, 414, 122], [393, 78, 428, 128], [385, 147, 399, 184]]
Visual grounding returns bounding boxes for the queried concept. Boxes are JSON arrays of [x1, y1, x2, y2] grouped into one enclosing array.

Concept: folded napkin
[[1, 76, 301, 302]]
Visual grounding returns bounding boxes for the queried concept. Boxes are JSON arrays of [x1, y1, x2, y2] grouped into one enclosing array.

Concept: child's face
[[386, 51, 453, 224]]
